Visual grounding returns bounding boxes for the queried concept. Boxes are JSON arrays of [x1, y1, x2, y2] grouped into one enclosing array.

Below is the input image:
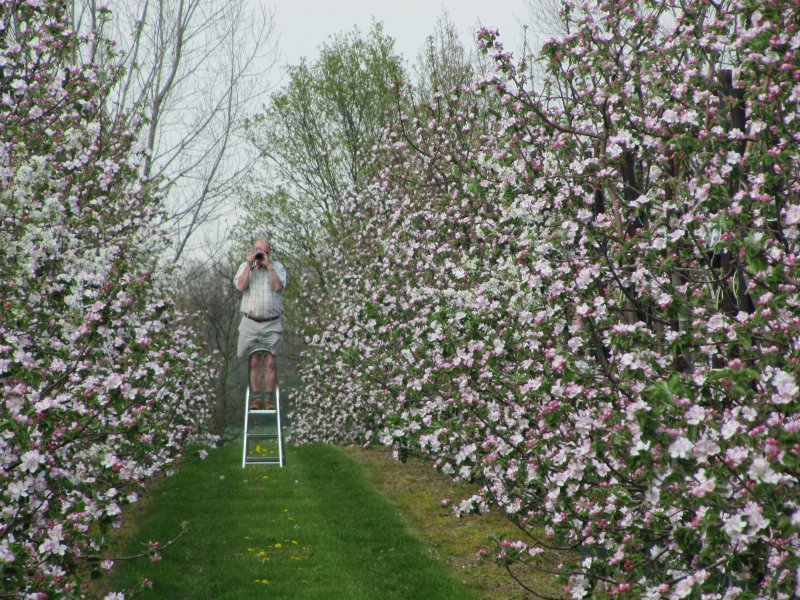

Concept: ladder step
[[246, 433, 280, 439], [245, 457, 282, 464], [249, 409, 277, 414]]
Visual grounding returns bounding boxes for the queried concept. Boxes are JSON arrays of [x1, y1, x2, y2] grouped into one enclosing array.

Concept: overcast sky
[[267, 0, 542, 73]]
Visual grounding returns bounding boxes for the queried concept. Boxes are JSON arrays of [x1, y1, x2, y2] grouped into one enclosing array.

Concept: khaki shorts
[[237, 315, 284, 358]]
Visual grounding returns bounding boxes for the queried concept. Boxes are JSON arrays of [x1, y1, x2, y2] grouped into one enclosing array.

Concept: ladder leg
[[276, 386, 284, 467], [242, 385, 251, 468]]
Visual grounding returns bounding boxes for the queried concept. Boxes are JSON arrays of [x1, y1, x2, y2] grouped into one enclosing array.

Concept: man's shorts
[[237, 315, 284, 358]]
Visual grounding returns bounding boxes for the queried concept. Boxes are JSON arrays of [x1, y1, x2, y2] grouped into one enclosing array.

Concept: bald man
[[234, 238, 287, 409]]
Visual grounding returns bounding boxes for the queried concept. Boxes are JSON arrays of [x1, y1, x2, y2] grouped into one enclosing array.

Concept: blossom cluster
[[1, 1, 216, 596], [293, 1, 800, 597]]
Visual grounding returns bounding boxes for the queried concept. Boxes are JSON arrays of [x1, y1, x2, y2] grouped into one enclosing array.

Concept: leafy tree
[[238, 22, 405, 327]]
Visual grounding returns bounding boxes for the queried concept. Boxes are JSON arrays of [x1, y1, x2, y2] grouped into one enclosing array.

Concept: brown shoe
[[263, 399, 275, 410], [249, 393, 265, 410]]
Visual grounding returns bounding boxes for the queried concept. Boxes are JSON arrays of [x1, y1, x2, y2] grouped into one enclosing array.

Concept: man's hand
[[260, 249, 273, 270]]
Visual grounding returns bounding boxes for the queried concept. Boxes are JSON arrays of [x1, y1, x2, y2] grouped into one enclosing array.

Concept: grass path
[[342, 446, 565, 599], [97, 443, 563, 599], [98, 443, 486, 599]]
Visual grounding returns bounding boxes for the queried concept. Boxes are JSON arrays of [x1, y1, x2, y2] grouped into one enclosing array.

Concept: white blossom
[[19, 450, 43, 473], [669, 437, 693, 459]]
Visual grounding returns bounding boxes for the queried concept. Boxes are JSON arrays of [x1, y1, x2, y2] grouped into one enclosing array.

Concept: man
[[234, 238, 287, 410]]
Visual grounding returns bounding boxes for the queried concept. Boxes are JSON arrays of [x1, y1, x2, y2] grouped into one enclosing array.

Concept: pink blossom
[[693, 437, 721, 461], [785, 204, 800, 225], [748, 457, 780, 484], [772, 370, 798, 404], [685, 405, 706, 425]]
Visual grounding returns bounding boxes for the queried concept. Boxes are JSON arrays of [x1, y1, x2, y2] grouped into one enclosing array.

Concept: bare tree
[[412, 11, 474, 103], [69, 0, 277, 261], [524, 0, 568, 41], [178, 255, 245, 438]]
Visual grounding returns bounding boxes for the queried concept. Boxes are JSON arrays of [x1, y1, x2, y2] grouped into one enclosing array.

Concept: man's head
[[253, 238, 270, 260]]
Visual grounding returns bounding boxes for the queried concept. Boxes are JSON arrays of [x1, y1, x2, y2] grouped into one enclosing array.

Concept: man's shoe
[[263, 391, 275, 410], [249, 392, 266, 410]]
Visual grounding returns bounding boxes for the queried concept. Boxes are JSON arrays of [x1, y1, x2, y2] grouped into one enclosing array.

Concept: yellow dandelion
[[274, 543, 282, 549]]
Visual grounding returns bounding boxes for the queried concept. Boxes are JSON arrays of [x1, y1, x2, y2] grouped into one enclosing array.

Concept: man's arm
[[235, 251, 256, 292], [265, 261, 284, 292], [235, 263, 252, 292]]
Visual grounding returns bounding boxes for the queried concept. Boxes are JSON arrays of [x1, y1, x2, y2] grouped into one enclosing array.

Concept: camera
[[254, 251, 265, 260]]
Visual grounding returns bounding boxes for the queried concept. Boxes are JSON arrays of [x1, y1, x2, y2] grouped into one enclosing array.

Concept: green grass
[[96, 443, 485, 600], [342, 446, 566, 600]]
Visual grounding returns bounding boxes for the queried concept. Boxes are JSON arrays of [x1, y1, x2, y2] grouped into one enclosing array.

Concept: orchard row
[[293, 2, 800, 598]]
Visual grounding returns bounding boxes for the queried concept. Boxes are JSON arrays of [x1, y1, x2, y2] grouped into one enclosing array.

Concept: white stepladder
[[242, 348, 285, 468]]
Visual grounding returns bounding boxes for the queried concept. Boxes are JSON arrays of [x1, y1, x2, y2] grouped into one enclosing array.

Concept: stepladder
[[242, 348, 285, 467]]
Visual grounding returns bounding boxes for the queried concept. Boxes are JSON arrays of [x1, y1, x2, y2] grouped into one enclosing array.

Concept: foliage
[[293, 1, 800, 598], [0, 1, 216, 595]]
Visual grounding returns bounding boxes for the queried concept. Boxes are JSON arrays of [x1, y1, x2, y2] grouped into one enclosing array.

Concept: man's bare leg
[[249, 354, 265, 392], [249, 353, 265, 409], [264, 353, 277, 409]]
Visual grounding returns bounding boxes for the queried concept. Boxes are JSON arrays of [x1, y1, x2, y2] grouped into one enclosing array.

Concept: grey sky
[[268, 0, 537, 71]]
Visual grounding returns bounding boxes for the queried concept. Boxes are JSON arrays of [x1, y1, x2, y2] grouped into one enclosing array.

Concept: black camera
[[254, 251, 265, 260]]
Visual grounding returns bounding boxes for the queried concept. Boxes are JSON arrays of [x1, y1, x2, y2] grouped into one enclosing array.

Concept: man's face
[[254, 241, 269, 256]]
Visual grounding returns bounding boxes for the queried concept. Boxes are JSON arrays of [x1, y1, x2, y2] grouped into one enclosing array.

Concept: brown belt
[[245, 314, 280, 323]]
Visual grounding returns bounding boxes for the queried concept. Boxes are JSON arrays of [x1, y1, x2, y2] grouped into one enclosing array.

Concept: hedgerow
[[294, 1, 800, 597], [1, 2, 215, 596]]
